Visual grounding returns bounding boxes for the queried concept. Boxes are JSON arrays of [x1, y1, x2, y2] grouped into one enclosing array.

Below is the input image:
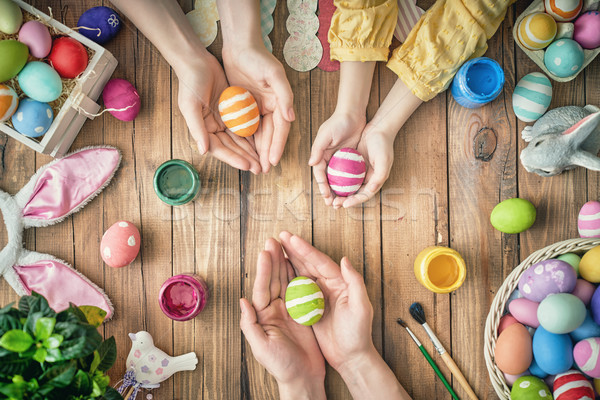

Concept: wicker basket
[[484, 238, 600, 399]]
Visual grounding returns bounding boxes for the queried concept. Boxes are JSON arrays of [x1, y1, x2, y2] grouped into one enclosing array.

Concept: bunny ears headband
[[0, 147, 121, 319]]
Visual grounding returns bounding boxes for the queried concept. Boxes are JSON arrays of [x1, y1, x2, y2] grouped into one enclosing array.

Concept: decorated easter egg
[[553, 370, 594, 399], [518, 12, 557, 50], [510, 298, 540, 328], [545, 0, 584, 21], [558, 253, 581, 276], [11, 98, 53, 138], [285, 276, 325, 326], [48, 37, 89, 79], [518, 259, 577, 302], [326, 148, 366, 197], [530, 358, 549, 379], [490, 198, 536, 234], [533, 326, 574, 374], [578, 201, 600, 237], [100, 221, 141, 268], [591, 285, 600, 323], [571, 310, 600, 342], [218, 86, 260, 137], [574, 337, 600, 377], [499, 314, 520, 334], [102, 79, 141, 121], [537, 293, 586, 333], [0, 84, 18, 122], [511, 376, 553, 400], [506, 289, 524, 313], [18, 21, 52, 58], [0, 40, 28, 82], [18, 61, 62, 103], [77, 6, 122, 44], [572, 279, 595, 306], [495, 323, 533, 374], [574, 11, 600, 49], [544, 38, 585, 78], [512, 72, 552, 123], [504, 370, 530, 387], [580, 245, 600, 282], [0, 0, 23, 34]]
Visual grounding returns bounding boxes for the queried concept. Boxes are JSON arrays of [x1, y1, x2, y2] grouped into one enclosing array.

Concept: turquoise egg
[[537, 293, 586, 334], [512, 72, 552, 122], [0, 40, 28, 82], [571, 310, 600, 342], [532, 326, 573, 375], [544, 39, 585, 78], [11, 98, 53, 137], [0, 0, 23, 34], [18, 61, 62, 102]]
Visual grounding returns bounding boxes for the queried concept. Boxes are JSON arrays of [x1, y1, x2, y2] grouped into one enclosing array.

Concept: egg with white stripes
[[218, 86, 260, 137], [513, 73, 552, 122], [0, 84, 18, 122], [578, 201, 600, 238], [285, 276, 325, 326], [574, 337, 600, 378], [327, 148, 366, 197], [517, 12, 557, 50], [553, 370, 594, 400]]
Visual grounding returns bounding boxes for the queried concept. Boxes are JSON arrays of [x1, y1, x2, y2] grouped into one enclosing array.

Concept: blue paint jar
[[450, 57, 505, 109]]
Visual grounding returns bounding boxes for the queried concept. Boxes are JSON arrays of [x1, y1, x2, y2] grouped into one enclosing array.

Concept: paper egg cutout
[[513, 73, 552, 123], [0, 40, 28, 82], [537, 293, 586, 334], [495, 323, 533, 374], [18, 21, 52, 58], [574, 337, 600, 377], [544, 38, 585, 78], [102, 79, 141, 121], [509, 298, 540, 328], [218, 86, 260, 137], [518, 12, 557, 50], [0, 0, 23, 34], [579, 245, 600, 282], [518, 259, 577, 302], [11, 98, 53, 138], [545, 0, 583, 21], [285, 276, 325, 326], [77, 6, 122, 44], [18, 61, 62, 103], [490, 198, 537, 234], [512, 376, 553, 400], [570, 310, 600, 342], [326, 148, 366, 197], [574, 11, 600, 49], [100, 221, 141, 268], [533, 326, 574, 375], [48, 37, 89, 79], [0, 84, 18, 122], [578, 201, 600, 237], [553, 370, 594, 400]]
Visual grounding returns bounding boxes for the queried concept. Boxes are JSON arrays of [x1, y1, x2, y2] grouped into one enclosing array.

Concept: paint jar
[[159, 274, 209, 321], [153, 159, 201, 206], [450, 57, 505, 109], [414, 246, 466, 294]]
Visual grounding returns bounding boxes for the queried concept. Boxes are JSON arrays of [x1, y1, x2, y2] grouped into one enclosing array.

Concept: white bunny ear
[[562, 112, 600, 148], [14, 147, 121, 228]]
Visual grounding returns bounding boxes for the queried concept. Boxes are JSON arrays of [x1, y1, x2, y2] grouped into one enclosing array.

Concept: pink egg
[[574, 337, 600, 378], [504, 370, 530, 387], [574, 11, 600, 49], [326, 148, 366, 197], [578, 201, 600, 238], [102, 78, 141, 121], [499, 314, 519, 334], [18, 21, 52, 58], [100, 220, 141, 268], [572, 279, 596, 306], [509, 298, 540, 328]]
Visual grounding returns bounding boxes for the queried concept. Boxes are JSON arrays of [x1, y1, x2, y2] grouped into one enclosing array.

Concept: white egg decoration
[[513, 72, 553, 122]]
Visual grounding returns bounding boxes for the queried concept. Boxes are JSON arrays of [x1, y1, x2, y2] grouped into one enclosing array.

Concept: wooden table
[[1, 1, 599, 399]]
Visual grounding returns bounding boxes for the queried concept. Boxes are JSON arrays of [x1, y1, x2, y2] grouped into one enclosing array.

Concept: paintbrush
[[396, 319, 459, 400], [409, 302, 478, 400]]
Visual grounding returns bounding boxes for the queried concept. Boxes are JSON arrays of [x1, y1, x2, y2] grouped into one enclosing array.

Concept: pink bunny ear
[[15, 147, 121, 228]]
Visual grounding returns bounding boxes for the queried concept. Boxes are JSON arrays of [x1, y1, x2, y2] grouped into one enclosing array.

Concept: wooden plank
[[585, 51, 600, 202]]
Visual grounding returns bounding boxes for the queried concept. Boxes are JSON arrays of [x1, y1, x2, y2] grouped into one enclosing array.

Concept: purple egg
[[591, 285, 600, 325], [518, 259, 577, 302]]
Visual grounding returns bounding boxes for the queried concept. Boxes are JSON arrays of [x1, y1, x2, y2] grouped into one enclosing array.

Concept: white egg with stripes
[[285, 276, 325, 326], [327, 148, 366, 197], [513, 72, 553, 123], [578, 201, 600, 238], [218, 86, 260, 137]]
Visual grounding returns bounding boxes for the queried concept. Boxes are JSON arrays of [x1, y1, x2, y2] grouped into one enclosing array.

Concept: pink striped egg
[[574, 337, 600, 378], [578, 201, 600, 238], [553, 370, 594, 399], [326, 148, 366, 197]]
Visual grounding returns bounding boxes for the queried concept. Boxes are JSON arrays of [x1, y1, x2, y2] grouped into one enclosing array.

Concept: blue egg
[[77, 7, 121, 44], [571, 310, 600, 342], [512, 72, 552, 122], [11, 98, 53, 137], [529, 357, 548, 379], [544, 39, 585, 78], [532, 326, 573, 375], [18, 61, 62, 103]]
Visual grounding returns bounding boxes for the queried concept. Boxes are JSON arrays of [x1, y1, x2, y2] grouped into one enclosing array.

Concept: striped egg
[[0, 84, 18, 122], [327, 148, 366, 197], [218, 86, 260, 137], [574, 337, 600, 378], [553, 370, 594, 400], [578, 201, 600, 238], [545, 0, 583, 22], [518, 12, 557, 50], [513, 73, 552, 122], [285, 276, 325, 326]]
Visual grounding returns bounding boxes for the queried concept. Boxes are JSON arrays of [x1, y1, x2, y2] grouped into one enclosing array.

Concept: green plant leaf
[[101, 386, 124, 400], [34, 317, 56, 341], [0, 314, 23, 337], [43, 334, 64, 349], [0, 382, 27, 398], [33, 347, 47, 363], [65, 304, 89, 324], [73, 369, 93, 395], [0, 330, 34, 353], [41, 360, 77, 388], [0, 302, 15, 315], [78, 306, 107, 328], [24, 311, 45, 337], [96, 337, 117, 372], [0, 352, 36, 376], [90, 351, 101, 374], [45, 348, 63, 363], [93, 371, 109, 392], [54, 323, 102, 359]]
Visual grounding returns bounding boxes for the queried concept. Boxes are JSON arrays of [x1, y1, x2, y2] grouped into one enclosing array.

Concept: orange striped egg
[[0, 84, 18, 122], [218, 86, 260, 137], [545, 0, 583, 22]]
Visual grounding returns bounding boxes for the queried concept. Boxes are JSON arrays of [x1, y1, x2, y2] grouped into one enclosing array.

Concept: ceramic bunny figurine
[[0, 147, 120, 318], [520, 105, 600, 177]]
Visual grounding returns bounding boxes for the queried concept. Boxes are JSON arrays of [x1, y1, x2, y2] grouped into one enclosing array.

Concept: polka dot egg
[[327, 148, 366, 197], [11, 98, 53, 137], [553, 370, 594, 400], [513, 72, 553, 122], [574, 337, 600, 378], [545, 0, 583, 22], [578, 201, 600, 238], [544, 38, 585, 78], [0, 84, 18, 122], [511, 376, 553, 400], [285, 276, 325, 326], [100, 220, 141, 268], [218, 86, 260, 137], [518, 12, 557, 50]]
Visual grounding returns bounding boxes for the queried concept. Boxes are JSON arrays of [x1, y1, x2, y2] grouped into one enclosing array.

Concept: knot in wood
[[473, 127, 497, 162]]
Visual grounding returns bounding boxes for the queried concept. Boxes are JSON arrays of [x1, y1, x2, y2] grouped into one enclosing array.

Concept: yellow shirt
[[329, 0, 515, 101]]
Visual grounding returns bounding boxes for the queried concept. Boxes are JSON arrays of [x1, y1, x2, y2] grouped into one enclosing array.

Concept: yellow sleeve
[[329, 0, 398, 62], [387, 0, 515, 101]]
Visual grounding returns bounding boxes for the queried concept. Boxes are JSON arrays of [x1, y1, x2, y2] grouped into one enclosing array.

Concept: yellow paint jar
[[414, 246, 466, 294]]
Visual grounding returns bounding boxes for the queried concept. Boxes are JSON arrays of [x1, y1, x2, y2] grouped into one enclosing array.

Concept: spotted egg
[[100, 220, 141, 268], [544, 38, 585, 78], [545, 0, 583, 22], [518, 259, 577, 302], [511, 376, 553, 400], [518, 12, 557, 50], [513, 72, 553, 122], [0, 84, 18, 122], [578, 201, 600, 237], [11, 98, 53, 137]]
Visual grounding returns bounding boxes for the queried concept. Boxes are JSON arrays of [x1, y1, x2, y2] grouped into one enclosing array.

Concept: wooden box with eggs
[[0, 0, 117, 157]]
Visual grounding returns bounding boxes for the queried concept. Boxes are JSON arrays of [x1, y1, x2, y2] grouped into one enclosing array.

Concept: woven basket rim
[[484, 238, 600, 399]]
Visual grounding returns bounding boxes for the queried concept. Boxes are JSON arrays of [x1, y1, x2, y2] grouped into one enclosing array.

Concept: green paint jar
[[153, 159, 200, 206]]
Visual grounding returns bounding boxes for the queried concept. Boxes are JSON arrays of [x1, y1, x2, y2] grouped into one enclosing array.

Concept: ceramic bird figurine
[[520, 105, 600, 177]]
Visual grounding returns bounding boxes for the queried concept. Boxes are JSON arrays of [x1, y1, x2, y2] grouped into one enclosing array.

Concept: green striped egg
[[285, 277, 325, 326], [512, 72, 552, 123]]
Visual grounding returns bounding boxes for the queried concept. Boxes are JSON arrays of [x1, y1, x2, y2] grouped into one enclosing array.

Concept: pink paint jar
[[159, 274, 209, 321]]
